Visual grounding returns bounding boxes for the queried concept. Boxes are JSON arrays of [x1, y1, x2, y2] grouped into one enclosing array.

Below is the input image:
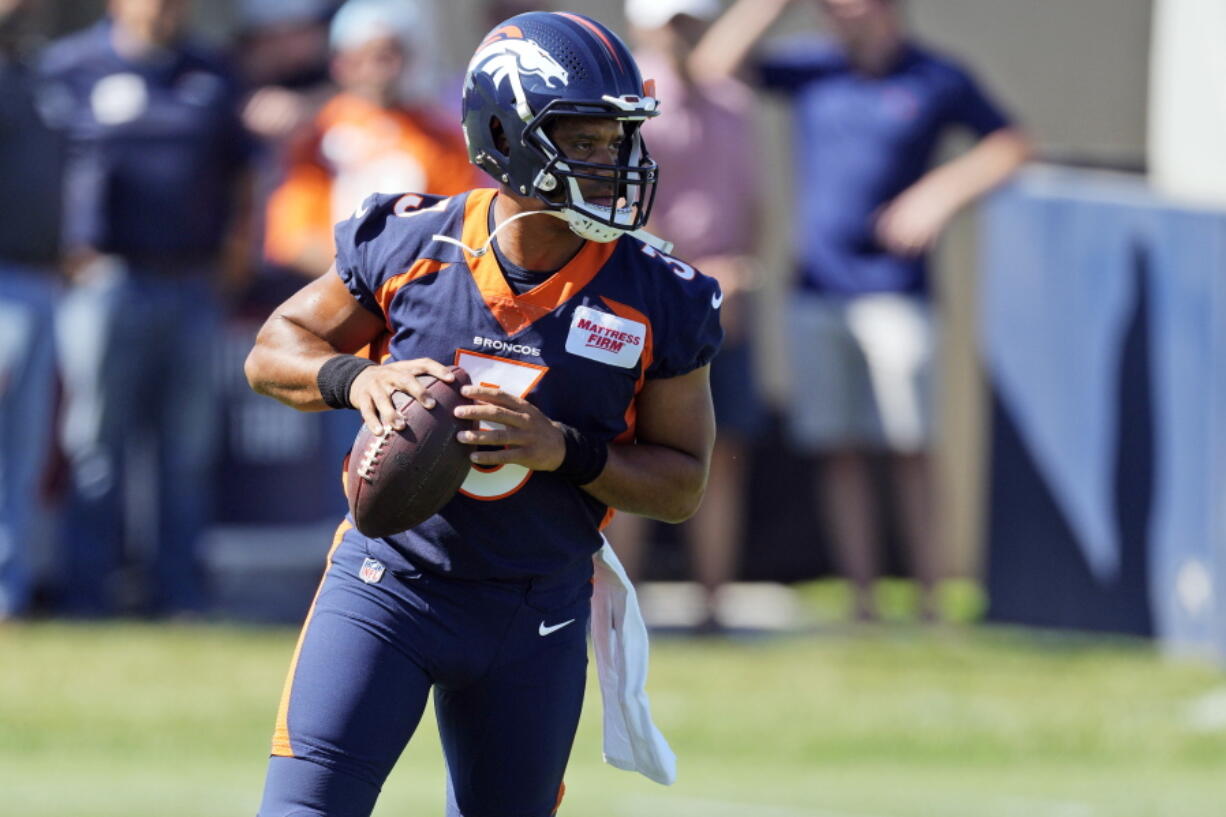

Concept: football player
[[245, 11, 723, 817]]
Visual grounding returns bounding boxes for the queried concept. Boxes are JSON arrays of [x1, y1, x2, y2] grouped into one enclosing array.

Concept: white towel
[[590, 539, 677, 785]]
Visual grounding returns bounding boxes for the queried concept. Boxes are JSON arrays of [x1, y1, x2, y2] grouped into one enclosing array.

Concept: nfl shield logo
[[359, 557, 385, 585]]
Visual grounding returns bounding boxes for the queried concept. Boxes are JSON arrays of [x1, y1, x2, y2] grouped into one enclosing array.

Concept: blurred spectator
[[263, 0, 476, 278], [234, 0, 337, 307], [236, 0, 337, 145], [439, 0, 546, 122], [39, 0, 254, 616], [482, 0, 543, 25], [692, 0, 1029, 620], [0, 0, 63, 619], [606, 0, 764, 632]]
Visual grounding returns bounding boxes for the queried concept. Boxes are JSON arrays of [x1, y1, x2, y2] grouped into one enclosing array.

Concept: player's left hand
[[453, 385, 566, 472]]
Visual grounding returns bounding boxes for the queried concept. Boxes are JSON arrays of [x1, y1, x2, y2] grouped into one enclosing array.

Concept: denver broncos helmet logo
[[466, 37, 570, 102]]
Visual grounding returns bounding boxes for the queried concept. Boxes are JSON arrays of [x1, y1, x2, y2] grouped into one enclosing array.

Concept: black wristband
[[317, 354, 376, 410], [553, 423, 609, 485]]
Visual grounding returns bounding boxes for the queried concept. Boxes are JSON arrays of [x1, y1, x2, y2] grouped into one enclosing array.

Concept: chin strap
[[432, 207, 675, 258], [627, 229, 673, 255], [431, 209, 568, 258]]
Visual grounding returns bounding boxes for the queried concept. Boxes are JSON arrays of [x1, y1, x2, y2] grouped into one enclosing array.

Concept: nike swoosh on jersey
[[711, 290, 725, 309], [539, 618, 576, 636]]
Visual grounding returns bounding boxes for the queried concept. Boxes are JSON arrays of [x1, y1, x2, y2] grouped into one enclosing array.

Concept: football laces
[[357, 430, 391, 483]]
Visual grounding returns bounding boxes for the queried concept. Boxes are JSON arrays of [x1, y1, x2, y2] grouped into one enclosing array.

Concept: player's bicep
[[632, 365, 716, 467], [266, 266, 386, 354]]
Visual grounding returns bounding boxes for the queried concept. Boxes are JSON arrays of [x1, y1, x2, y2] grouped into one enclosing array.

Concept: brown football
[[345, 365, 474, 538]]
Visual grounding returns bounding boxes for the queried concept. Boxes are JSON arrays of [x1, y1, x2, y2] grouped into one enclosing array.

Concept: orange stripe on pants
[[270, 520, 352, 757]]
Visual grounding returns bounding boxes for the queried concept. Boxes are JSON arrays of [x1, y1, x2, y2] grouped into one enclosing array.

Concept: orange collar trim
[[461, 189, 616, 337]]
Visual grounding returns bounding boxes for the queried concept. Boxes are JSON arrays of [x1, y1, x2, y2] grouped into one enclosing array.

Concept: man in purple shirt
[[610, 0, 765, 631], [693, 0, 1030, 620]]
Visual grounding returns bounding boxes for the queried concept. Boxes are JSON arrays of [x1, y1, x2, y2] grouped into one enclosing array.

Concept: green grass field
[[2, 582, 1225, 817]]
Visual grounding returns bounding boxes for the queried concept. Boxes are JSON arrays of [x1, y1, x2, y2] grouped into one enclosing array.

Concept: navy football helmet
[[461, 12, 660, 243]]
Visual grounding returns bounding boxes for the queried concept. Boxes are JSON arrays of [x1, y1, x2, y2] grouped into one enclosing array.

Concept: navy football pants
[[257, 524, 591, 817]]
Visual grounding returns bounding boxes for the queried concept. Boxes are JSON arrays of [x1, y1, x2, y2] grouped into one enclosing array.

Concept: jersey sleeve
[[755, 37, 836, 94], [944, 60, 1012, 137], [332, 192, 403, 318], [647, 266, 725, 380]]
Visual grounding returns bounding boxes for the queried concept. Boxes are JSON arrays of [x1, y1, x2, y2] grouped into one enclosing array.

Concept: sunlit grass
[[1, 587, 1224, 816]]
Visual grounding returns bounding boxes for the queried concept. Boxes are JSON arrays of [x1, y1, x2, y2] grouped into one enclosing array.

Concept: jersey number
[[640, 243, 695, 279], [454, 350, 549, 500], [394, 194, 448, 218]]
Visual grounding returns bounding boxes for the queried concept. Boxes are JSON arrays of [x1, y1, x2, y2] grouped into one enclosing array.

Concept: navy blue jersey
[[335, 188, 723, 582], [0, 59, 63, 267], [37, 21, 252, 259], [758, 39, 1012, 296]]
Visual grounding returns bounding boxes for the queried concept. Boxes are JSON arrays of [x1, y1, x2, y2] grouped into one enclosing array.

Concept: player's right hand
[[348, 358, 457, 435]]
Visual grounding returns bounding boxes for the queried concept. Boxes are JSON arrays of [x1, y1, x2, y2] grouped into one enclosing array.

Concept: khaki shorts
[[786, 292, 934, 453]]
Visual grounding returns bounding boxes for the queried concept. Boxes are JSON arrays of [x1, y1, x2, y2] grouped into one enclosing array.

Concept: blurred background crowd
[[1, 0, 1223, 658]]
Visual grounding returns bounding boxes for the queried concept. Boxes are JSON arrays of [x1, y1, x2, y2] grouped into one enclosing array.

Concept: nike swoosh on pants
[[538, 618, 576, 636]]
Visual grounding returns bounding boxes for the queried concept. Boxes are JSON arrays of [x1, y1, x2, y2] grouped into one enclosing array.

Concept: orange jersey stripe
[[600, 295, 654, 443], [352, 332, 393, 365], [599, 296, 653, 535], [598, 296, 654, 375], [462, 190, 616, 336], [374, 258, 450, 316]]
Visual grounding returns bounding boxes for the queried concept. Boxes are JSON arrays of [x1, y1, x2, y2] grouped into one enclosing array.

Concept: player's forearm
[[244, 314, 340, 412], [687, 0, 792, 82], [582, 442, 709, 524], [923, 127, 1032, 214]]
